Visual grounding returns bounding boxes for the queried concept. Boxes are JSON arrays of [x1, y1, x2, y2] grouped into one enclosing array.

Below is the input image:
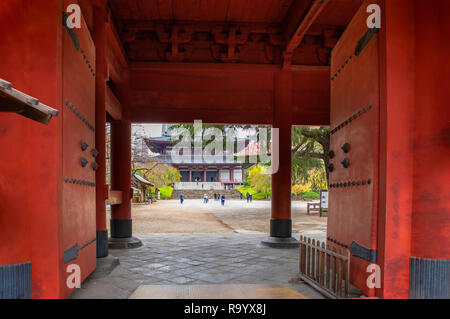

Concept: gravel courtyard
[[107, 199, 327, 238]]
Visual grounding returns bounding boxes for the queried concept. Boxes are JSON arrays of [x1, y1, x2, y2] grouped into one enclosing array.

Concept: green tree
[[247, 165, 271, 199], [133, 158, 181, 188]]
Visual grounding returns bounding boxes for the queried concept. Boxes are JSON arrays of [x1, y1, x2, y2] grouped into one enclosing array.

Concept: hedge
[[302, 191, 320, 199]]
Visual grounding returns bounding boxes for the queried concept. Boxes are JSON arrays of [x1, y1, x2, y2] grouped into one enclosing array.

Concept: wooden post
[[311, 239, 316, 280], [332, 246, 337, 294], [316, 240, 320, 281], [337, 248, 343, 297], [320, 242, 325, 285], [300, 237, 306, 275], [299, 236, 303, 274], [345, 250, 351, 298], [307, 238, 311, 277]]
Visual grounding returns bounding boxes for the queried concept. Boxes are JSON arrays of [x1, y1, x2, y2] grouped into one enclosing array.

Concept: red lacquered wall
[[0, 0, 96, 298], [0, 0, 63, 298], [411, 0, 450, 260], [0, 0, 32, 269]]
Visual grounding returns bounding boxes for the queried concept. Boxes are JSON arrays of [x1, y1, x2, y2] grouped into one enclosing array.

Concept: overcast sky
[[132, 123, 163, 137], [132, 123, 254, 138]]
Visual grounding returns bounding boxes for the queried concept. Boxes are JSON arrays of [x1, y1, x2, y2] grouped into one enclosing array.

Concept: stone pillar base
[[108, 236, 143, 249], [261, 236, 299, 249], [109, 219, 142, 249], [261, 219, 299, 248], [89, 255, 120, 280], [270, 218, 292, 237], [96, 230, 109, 258], [110, 219, 132, 238]]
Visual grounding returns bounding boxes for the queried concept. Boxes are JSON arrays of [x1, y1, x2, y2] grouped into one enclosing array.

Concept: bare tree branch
[[293, 151, 325, 159]]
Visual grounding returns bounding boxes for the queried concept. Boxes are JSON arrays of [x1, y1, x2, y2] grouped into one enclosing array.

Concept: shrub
[[302, 191, 320, 199], [158, 185, 173, 199], [292, 183, 312, 195], [235, 186, 256, 197], [236, 186, 270, 200]]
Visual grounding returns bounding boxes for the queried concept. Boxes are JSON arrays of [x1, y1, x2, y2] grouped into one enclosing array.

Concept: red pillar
[[109, 72, 142, 248], [94, 3, 108, 258], [262, 70, 298, 248], [377, 0, 414, 298], [409, 0, 450, 299], [189, 169, 192, 182], [203, 168, 207, 182], [377, 0, 450, 299]]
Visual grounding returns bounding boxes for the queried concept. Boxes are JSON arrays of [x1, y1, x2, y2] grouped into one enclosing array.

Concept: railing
[[297, 236, 350, 299]]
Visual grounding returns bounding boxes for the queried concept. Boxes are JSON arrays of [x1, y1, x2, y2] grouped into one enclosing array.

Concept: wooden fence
[[297, 236, 350, 299]]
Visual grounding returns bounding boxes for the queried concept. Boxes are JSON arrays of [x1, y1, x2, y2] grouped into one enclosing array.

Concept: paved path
[[129, 284, 307, 299], [71, 234, 326, 299]]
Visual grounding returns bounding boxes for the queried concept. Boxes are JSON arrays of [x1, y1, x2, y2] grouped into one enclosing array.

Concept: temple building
[[144, 125, 253, 190]]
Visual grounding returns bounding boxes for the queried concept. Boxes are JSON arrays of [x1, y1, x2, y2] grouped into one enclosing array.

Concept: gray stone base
[[0, 262, 31, 299], [90, 255, 120, 280], [261, 236, 299, 249], [96, 230, 109, 258], [108, 236, 143, 249]]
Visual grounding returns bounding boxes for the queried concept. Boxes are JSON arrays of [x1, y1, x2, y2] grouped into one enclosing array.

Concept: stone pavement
[[71, 233, 326, 299]]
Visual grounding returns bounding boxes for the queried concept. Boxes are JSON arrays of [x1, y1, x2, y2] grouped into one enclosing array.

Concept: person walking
[[240, 192, 243, 200], [180, 194, 184, 205], [203, 193, 207, 204], [221, 194, 225, 206], [214, 193, 217, 201], [250, 193, 253, 202], [246, 192, 250, 203]]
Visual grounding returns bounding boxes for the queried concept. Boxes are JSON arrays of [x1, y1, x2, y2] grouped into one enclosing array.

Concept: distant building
[[144, 125, 253, 190]]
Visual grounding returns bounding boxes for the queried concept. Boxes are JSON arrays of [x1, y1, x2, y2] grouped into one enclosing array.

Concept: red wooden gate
[[327, 1, 380, 297], [61, 0, 97, 297]]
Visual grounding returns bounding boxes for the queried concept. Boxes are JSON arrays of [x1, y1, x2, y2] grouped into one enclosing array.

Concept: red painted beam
[[129, 62, 330, 126], [284, 0, 329, 55], [130, 107, 273, 125], [106, 190, 123, 205], [106, 86, 123, 120], [105, 10, 128, 84]]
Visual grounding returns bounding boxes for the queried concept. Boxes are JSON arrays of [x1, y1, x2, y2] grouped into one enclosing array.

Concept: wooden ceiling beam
[[106, 11, 128, 66], [106, 86, 123, 120], [283, 0, 329, 60], [122, 20, 279, 34]]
